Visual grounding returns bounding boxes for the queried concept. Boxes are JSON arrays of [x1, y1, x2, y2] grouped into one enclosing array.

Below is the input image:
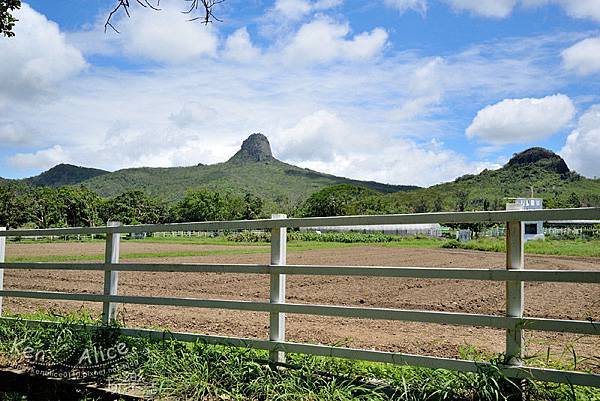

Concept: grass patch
[[5, 248, 271, 263], [1, 312, 599, 400], [6, 234, 600, 262], [442, 237, 600, 257]]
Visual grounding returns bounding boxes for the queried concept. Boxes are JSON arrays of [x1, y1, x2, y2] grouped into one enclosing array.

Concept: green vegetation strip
[[5, 235, 600, 262], [0, 312, 599, 401]]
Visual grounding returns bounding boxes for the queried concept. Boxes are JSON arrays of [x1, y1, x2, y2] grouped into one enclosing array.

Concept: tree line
[[0, 184, 264, 229], [0, 182, 594, 229]]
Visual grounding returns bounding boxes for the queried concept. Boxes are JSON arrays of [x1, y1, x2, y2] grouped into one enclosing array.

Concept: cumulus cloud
[[561, 105, 600, 178], [271, 0, 343, 20], [523, 0, 600, 22], [466, 94, 575, 144], [389, 57, 446, 120], [223, 28, 261, 62], [0, 3, 86, 105], [384, 0, 428, 15], [275, 110, 354, 162], [274, 110, 497, 185], [9, 146, 69, 170], [283, 18, 388, 64], [0, 7, 582, 186], [0, 121, 37, 147], [446, 0, 517, 18], [70, 2, 219, 64], [169, 102, 220, 129], [562, 37, 600, 75], [116, 4, 218, 63]]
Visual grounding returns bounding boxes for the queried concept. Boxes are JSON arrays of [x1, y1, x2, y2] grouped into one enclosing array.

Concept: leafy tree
[[0, 0, 20, 37], [352, 194, 392, 215], [241, 193, 264, 220], [29, 187, 67, 228], [171, 189, 237, 222], [431, 196, 444, 212], [0, 183, 31, 228], [101, 190, 167, 225], [300, 184, 379, 217], [567, 192, 582, 208], [411, 197, 429, 213], [455, 190, 469, 212], [59, 186, 103, 227]]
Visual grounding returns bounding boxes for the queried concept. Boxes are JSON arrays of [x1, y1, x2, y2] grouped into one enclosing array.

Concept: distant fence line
[[7, 225, 600, 242], [0, 208, 599, 388]]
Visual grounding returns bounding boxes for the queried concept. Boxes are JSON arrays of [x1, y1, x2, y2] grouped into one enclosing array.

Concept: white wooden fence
[[0, 208, 599, 388]]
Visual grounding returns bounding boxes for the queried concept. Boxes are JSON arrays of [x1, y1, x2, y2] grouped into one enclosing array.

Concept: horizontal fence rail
[[0, 208, 599, 388], [1, 262, 599, 283], [0, 289, 598, 335], [1, 208, 599, 237]]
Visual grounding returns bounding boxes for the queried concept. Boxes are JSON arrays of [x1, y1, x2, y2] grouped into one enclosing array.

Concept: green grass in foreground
[[0, 311, 599, 401]]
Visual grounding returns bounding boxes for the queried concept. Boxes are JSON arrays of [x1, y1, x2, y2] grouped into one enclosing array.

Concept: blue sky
[[1, 0, 599, 186]]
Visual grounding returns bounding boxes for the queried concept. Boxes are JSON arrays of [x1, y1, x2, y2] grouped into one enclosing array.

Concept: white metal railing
[[0, 208, 599, 388]]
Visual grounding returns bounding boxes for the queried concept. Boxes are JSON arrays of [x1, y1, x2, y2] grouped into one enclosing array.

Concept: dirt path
[[3, 242, 599, 370]]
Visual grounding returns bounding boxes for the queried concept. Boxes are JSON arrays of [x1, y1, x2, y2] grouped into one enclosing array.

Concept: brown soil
[[3, 242, 599, 369]]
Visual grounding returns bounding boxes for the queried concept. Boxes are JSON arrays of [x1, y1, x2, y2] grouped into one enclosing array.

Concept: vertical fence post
[[0, 227, 5, 316], [269, 214, 287, 364], [505, 220, 524, 366], [102, 221, 120, 325]]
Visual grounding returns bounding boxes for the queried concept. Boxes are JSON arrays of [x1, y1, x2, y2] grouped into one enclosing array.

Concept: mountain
[[5, 139, 598, 211], [387, 147, 600, 210], [22, 164, 110, 187], [22, 134, 414, 204]]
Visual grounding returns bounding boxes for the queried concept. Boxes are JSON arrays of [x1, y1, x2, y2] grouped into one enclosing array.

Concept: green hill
[[385, 147, 600, 211], [4, 138, 598, 213], [22, 164, 109, 187], [8, 134, 415, 206]]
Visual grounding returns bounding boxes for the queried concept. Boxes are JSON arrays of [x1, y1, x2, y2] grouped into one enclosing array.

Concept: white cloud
[[557, 0, 600, 21], [523, 0, 600, 22], [466, 94, 576, 144], [385, 0, 600, 20], [121, 6, 218, 63], [384, 0, 428, 15], [283, 18, 388, 64], [561, 105, 600, 178], [0, 11, 581, 186], [0, 3, 86, 105], [169, 102, 220, 129], [276, 110, 353, 162], [389, 57, 446, 120], [562, 37, 600, 76], [445, 0, 517, 18], [9, 145, 69, 170], [274, 110, 497, 185], [0, 121, 36, 147], [271, 0, 343, 20], [83, 2, 219, 64], [223, 28, 261, 62]]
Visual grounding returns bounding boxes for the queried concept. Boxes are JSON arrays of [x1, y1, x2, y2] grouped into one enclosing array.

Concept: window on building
[[525, 223, 538, 235]]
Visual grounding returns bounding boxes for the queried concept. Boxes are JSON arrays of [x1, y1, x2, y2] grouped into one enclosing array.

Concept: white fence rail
[[0, 208, 599, 388]]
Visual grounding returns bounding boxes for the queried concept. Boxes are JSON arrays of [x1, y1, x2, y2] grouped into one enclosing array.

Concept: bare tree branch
[[105, 0, 223, 33]]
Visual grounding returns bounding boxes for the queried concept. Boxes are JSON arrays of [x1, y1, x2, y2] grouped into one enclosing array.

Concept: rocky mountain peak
[[505, 147, 570, 174], [228, 133, 274, 162]]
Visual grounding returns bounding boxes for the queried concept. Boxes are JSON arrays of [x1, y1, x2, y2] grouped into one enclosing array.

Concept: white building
[[506, 198, 544, 241], [300, 223, 443, 237]]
